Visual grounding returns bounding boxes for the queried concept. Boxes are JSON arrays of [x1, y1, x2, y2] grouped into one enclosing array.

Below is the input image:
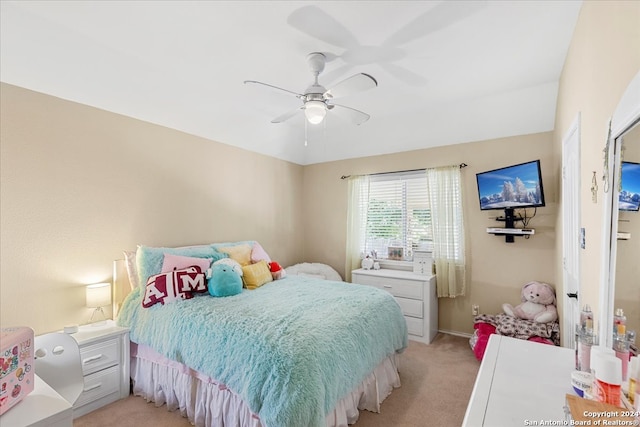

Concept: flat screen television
[[619, 161, 640, 212], [476, 159, 546, 212]]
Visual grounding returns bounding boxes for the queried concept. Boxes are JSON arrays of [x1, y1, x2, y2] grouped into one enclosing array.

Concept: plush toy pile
[[135, 242, 289, 308]]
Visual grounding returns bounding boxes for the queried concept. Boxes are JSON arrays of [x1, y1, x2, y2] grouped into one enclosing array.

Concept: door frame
[[561, 113, 581, 348]]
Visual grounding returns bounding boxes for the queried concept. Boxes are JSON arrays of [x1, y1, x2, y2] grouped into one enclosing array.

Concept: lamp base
[[88, 307, 107, 326]]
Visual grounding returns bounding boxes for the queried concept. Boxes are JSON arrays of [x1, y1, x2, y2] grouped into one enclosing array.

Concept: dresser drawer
[[75, 365, 120, 408], [352, 269, 437, 344], [405, 316, 424, 336], [396, 296, 423, 318], [353, 274, 424, 300], [80, 337, 120, 376]]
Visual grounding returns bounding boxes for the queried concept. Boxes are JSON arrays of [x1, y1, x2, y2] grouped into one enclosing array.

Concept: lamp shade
[[304, 101, 326, 124], [86, 282, 111, 308]]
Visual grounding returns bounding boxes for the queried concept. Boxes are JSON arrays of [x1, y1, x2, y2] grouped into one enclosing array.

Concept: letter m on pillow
[[142, 266, 207, 308]]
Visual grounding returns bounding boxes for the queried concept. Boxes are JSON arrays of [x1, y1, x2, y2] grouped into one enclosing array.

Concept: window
[[360, 171, 432, 260], [347, 165, 466, 297]]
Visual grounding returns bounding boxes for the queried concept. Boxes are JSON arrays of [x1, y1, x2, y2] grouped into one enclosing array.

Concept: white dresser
[[70, 321, 130, 418], [463, 335, 575, 426], [351, 268, 438, 344], [0, 374, 72, 427]]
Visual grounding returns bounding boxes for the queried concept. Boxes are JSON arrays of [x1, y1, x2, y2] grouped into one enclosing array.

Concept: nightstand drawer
[[354, 274, 423, 300], [80, 337, 120, 376], [396, 296, 423, 318], [75, 365, 120, 408]]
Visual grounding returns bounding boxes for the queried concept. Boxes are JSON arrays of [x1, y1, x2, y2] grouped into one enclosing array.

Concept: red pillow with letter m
[[142, 266, 209, 308]]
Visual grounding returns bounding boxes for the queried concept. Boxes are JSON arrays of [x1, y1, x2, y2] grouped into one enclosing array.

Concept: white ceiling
[[0, 1, 582, 165]]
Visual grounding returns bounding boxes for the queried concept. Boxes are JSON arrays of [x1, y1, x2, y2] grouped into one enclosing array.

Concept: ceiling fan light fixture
[[304, 101, 326, 124]]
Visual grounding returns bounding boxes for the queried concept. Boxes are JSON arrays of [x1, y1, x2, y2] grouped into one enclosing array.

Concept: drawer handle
[[83, 354, 104, 364], [83, 383, 102, 392], [383, 285, 392, 289]]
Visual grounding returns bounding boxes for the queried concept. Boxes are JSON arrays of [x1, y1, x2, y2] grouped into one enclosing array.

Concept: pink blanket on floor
[[470, 313, 560, 361]]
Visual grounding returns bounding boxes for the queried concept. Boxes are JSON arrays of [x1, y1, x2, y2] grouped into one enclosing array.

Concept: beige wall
[[553, 0, 640, 337], [2, 1, 639, 339], [0, 83, 305, 334], [302, 132, 557, 335], [303, 0, 640, 338]]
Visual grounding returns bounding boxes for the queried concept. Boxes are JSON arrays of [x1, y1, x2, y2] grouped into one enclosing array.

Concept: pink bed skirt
[[130, 343, 401, 427]]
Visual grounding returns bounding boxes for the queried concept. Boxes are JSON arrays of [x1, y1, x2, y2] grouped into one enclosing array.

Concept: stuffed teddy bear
[[502, 281, 558, 323], [208, 263, 242, 297]]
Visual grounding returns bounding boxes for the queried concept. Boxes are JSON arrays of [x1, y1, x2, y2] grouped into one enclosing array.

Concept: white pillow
[[298, 272, 326, 280], [284, 263, 343, 281]]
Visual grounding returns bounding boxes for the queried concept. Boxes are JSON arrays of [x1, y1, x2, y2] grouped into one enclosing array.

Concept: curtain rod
[[340, 163, 467, 180]]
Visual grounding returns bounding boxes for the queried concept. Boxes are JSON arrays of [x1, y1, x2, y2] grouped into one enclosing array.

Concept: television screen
[[476, 160, 545, 211], [619, 161, 640, 212]]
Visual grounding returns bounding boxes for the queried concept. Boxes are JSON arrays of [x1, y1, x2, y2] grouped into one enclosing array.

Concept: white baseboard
[[438, 329, 472, 339]]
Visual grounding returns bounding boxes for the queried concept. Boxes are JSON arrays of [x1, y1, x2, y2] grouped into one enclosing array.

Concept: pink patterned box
[[0, 327, 34, 415]]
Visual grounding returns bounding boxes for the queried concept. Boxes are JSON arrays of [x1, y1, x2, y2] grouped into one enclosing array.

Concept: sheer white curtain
[[426, 165, 466, 297], [345, 175, 369, 282]]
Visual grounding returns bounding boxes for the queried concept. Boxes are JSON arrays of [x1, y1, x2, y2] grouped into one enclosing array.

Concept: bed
[[114, 242, 408, 427]]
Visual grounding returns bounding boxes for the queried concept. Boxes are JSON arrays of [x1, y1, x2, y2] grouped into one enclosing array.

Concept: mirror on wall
[[601, 70, 640, 349], [614, 122, 640, 337]]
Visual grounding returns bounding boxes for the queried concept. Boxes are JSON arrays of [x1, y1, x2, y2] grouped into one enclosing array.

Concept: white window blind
[[359, 171, 432, 260]]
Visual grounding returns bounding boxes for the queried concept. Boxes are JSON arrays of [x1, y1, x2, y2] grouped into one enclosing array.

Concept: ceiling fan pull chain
[[305, 118, 308, 147], [323, 114, 327, 137]]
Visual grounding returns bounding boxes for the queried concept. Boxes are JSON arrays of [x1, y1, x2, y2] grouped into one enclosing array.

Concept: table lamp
[[86, 282, 111, 325]]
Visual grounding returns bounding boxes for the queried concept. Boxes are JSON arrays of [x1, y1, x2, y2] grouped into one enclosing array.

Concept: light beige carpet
[[74, 333, 479, 427]]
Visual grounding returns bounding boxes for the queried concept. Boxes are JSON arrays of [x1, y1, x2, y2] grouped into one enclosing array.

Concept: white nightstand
[[69, 320, 130, 418], [351, 268, 438, 344]]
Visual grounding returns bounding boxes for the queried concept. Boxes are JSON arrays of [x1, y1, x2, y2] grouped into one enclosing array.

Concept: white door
[[562, 114, 581, 349]]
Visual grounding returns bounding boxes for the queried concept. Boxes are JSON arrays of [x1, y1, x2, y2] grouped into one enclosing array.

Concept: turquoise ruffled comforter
[[118, 276, 408, 427]]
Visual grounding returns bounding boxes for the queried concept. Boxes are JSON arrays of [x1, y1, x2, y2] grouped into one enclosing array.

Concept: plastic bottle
[[613, 308, 626, 338], [593, 354, 622, 406], [589, 346, 611, 399], [580, 304, 593, 332], [613, 338, 629, 381], [578, 322, 594, 372], [629, 356, 638, 405], [635, 362, 640, 418]]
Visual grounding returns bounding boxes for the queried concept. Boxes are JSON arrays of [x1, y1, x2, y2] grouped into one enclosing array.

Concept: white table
[[0, 374, 72, 427], [463, 334, 575, 426]]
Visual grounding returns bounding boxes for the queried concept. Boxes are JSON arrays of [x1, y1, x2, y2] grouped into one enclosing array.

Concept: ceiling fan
[[244, 52, 377, 126], [286, 4, 486, 87]]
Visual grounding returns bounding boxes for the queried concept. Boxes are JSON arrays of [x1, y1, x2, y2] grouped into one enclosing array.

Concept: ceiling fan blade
[[244, 80, 304, 99], [287, 5, 359, 49], [383, 1, 486, 46], [328, 103, 371, 126], [325, 73, 377, 99], [271, 106, 304, 124], [319, 64, 354, 89], [380, 63, 427, 87]]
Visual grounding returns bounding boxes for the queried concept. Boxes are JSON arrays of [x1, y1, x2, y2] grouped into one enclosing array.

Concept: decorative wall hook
[[602, 118, 612, 193], [591, 171, 598, 203]]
